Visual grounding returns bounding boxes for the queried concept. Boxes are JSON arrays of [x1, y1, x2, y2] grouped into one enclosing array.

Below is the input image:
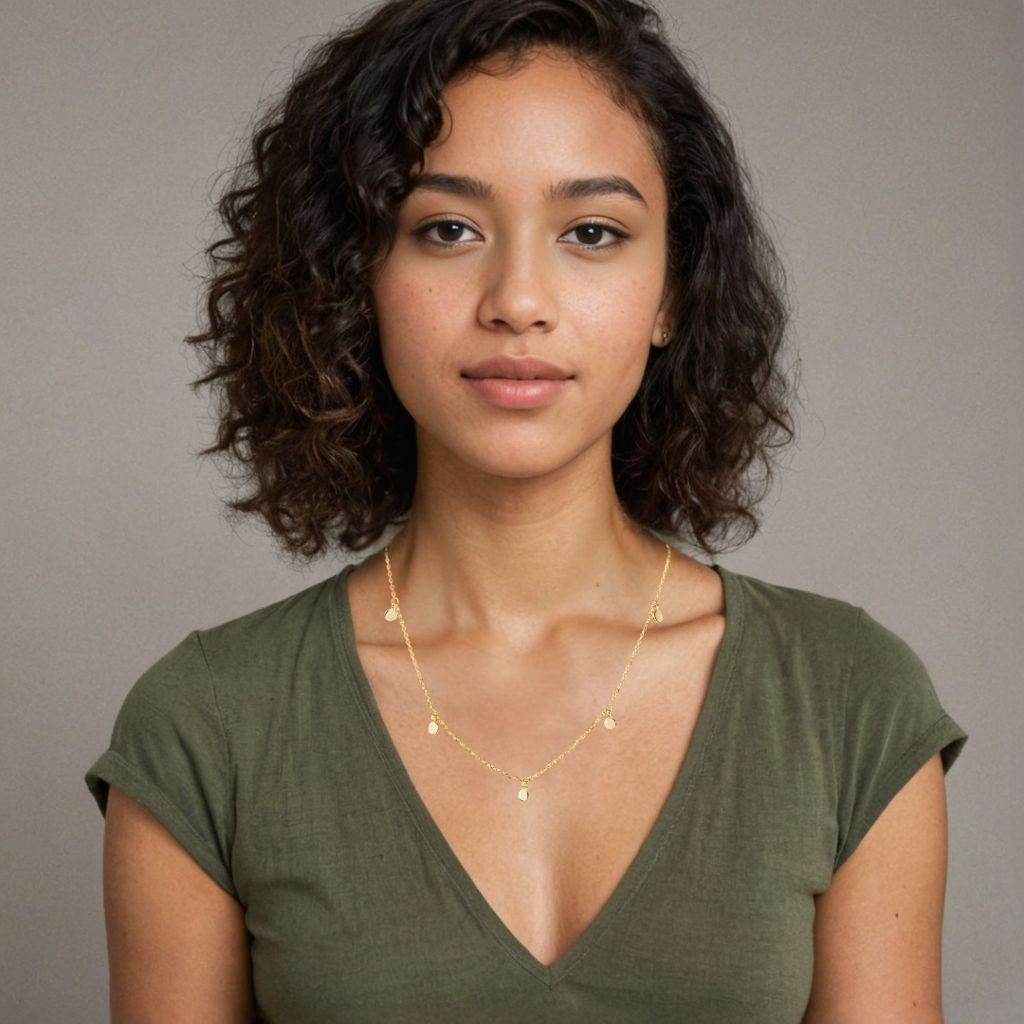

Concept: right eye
[[411, 219, 481, 248]]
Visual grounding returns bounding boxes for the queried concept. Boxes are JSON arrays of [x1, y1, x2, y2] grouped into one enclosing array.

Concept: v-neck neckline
[[327, 556, 744, 988]]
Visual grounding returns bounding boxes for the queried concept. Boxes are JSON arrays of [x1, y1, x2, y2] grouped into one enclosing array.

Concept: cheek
[[569, 284, 656, 394], [372, 274, 449, 393]]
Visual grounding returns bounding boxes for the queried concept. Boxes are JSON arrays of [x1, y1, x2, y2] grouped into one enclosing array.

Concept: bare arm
[[803, 752, 950, 1023], [103, 784, 255, 1023]]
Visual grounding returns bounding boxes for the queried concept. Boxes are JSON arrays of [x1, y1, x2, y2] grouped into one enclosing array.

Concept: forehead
[[414, 50, 665, 208]]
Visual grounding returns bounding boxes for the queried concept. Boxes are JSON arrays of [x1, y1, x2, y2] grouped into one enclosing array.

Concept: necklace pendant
[[603, 714, 617, 730], [517, 786, 530, 801], [427, 718, 439, 735], [384, 606, 398, 622]]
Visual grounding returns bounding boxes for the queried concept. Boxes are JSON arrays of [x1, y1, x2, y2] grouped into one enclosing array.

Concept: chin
[[453, 446, 574, 481], [416, 421, 611, 484]]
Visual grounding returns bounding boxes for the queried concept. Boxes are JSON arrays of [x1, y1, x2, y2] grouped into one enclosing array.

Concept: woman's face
[[371, 47, 671, 481]]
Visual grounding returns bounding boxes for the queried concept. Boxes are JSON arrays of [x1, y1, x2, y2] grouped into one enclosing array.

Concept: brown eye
[[434, 221, 470, 243], [411, 219, 629, 250], [569, 223, 627, 248], [412, 219, 480, 247]]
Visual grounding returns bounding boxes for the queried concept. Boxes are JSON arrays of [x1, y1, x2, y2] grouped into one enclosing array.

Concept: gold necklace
[[381, 542, 672, 802]]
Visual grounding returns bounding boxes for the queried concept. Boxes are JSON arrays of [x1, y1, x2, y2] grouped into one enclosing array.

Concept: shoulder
[[124, 570, 344, 723], [719, 564, 948, 666], [715, 564, 967, 874], [193, 570, 339, 668], [718, 563, 863, 662], [717, 564, 964, 751]]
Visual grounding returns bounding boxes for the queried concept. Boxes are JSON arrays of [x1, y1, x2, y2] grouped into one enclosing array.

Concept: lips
[[461, 355, 573, 380], [463, 375, 569, 409]]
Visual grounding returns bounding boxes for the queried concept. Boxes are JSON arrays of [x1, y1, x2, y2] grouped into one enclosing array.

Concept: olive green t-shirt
[[84, 559, 968, 1022]]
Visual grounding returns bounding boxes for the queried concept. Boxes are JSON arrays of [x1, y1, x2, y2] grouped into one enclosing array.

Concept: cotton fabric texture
[[84, 558, 968, 1022]]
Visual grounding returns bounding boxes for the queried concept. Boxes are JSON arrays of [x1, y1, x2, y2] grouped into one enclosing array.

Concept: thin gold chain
[[381, 542, 672, 800]]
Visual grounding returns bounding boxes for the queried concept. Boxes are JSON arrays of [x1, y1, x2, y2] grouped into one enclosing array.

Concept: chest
[[235, 569, 841, 1020], [353, 616, 725, 968]]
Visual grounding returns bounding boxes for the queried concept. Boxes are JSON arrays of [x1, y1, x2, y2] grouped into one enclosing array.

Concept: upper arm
[[803, 752, 949, 1023], [103, 784, 255, 1024]]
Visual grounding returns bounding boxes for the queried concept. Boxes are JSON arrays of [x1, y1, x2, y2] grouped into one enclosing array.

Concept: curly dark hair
[[185, 0, 798, 560]]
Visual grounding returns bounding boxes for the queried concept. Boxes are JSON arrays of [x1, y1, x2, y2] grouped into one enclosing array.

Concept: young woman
[[84, 1, 968, 1020]]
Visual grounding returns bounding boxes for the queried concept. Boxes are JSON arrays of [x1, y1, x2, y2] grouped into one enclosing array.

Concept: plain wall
[[2, 0, 1020, 1019]]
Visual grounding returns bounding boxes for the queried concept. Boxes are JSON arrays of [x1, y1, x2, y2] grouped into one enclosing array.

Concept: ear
[[651, 315, 672, 348], [651, 280, 675, 347]]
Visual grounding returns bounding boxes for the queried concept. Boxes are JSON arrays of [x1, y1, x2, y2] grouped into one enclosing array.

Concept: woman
[[84, 1, 968, 1020]]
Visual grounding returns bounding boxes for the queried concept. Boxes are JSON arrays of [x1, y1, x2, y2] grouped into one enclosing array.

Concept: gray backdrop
[[3, 0, 1021, 1019]]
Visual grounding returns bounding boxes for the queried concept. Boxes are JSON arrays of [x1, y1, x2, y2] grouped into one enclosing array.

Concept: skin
[[103, 786, 254, 1023], [367, 45, 678, 638], [101, 45, 952, 1021], [803, 752, 949, 1022]]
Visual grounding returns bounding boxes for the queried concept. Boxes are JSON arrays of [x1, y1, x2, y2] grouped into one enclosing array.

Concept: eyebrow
[[407, 172, 647, 208]]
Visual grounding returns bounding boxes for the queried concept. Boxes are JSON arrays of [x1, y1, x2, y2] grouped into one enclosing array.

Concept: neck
[[381, 435, 671, 648]]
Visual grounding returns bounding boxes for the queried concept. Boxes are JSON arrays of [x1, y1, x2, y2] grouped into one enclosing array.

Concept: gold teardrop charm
[[517, 786, 530, 801], [653, 601, 663, 623], [384, 606, 398, 622], [427, 719, 439, 735], [604, 715, 616, 730]]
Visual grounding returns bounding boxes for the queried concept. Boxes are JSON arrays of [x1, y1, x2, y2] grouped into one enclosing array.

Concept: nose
[[476, 228, 559, 337]]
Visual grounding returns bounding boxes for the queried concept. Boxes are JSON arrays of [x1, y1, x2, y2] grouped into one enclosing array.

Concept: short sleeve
[[83, 631, 238, 898], [833, 607, 968, 873]]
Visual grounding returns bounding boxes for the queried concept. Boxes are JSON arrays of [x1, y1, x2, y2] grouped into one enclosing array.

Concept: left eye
[[412, 220, 629, 249], [566, 223, 628, 248]]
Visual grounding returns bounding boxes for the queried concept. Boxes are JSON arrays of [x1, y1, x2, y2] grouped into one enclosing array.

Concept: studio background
[[2, 1, 1020, 1019]]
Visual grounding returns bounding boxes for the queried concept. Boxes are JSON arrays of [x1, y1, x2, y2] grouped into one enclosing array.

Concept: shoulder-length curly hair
[[185, 0, 798, 560]]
